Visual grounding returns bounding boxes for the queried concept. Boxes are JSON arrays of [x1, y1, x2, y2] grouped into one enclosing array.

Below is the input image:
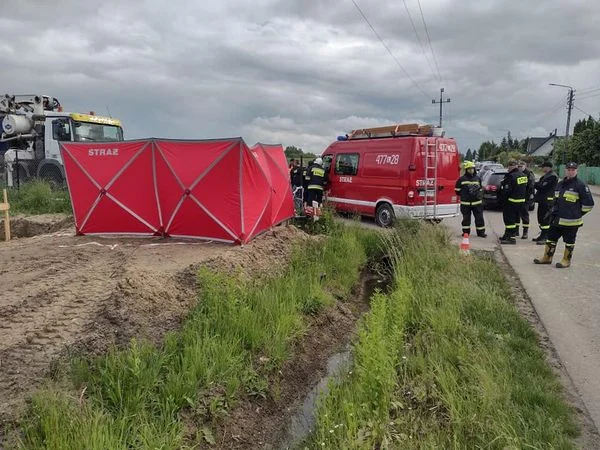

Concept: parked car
[[478, 163, 504, 179], [481, 168, 508, 209]]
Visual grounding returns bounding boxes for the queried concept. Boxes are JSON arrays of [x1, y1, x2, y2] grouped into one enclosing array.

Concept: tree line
[[553, 116, 600, 166], [464, 131, 532, 166], [466, 114, 599, 167], [284, 146, 318, 164]]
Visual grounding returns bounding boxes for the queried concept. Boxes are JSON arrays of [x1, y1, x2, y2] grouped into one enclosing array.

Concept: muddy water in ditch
[[278, 274, 391, 450]]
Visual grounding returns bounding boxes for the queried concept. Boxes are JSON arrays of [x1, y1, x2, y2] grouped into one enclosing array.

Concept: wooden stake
[[1, 189, 10, 241]]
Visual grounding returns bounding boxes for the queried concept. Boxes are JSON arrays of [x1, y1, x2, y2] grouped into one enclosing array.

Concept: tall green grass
[[18, 224, 381, 449], [2, 180, 71, 214], [310, 221, 577, 449]]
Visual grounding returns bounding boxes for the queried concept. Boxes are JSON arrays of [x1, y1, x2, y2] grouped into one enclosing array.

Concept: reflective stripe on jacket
[[500, 169, 527, 204], [307, 165, 325, 191], [534, 171, 558, 203], [455, 173, 482, 205], [552, 176, 595, 227]]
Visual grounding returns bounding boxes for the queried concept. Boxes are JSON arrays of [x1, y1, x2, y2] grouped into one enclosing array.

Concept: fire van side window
[[335, 153, 359, 176]]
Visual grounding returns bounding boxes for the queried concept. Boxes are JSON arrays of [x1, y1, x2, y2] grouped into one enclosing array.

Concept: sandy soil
[[0, 217, 305, 426]]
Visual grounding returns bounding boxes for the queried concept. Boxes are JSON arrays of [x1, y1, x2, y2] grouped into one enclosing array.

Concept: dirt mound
[[0, 222, 309, 426], [0, 213, 73, 240]]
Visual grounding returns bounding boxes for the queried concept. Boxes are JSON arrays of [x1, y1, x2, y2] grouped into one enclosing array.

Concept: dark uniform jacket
[[534, 171, 558, 204], [500, 168, 528, 205], [302, 164, 313, 190], [307, 164, 325, 191], [551, 176, 594, 227], [454, 173, 483, 205], [290, 166, 303, 187], [522, 168, 536, 205]]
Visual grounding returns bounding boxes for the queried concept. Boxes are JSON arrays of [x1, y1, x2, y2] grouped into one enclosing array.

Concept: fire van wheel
[[375, 203, 395, 227]]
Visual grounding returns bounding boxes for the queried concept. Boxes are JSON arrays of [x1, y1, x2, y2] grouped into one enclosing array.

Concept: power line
[[402, 0, 439, 83], [350, 0, 431, 99], [578, 85, 600, 95], [529, 99, 566, 129], [574, 105, 595, 117], [416, 0, 444, 84], [578, 91, 600, 101]]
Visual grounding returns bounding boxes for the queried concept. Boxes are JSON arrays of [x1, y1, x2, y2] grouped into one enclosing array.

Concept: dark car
[[481, 168, 508, 209]]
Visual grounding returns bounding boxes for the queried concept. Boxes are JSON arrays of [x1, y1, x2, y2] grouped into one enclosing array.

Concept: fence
[[557, 164, 600, 185]]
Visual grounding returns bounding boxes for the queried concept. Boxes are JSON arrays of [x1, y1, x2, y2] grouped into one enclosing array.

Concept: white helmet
[[314, 157, 323, 165]]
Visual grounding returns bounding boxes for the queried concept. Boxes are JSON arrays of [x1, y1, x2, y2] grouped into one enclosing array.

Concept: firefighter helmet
[[463, 160, 475, 170]]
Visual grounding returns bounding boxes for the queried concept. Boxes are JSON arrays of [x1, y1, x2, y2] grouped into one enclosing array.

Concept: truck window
[[52, 119, 72, 141], [322, 155, 333, 172], [335, 153, 359, 176]]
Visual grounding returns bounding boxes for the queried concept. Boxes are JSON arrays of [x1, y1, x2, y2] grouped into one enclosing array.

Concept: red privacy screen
[[60, 138, 294, 244]]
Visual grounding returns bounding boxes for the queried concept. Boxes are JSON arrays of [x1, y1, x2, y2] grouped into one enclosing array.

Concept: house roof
[[526, 137, 549, 154], [526, 133, 562, 156]]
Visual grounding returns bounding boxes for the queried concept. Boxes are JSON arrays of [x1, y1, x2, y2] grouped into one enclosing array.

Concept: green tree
[[465, 148, 473, 161], [284, 146, 304, 160], [507, 132, 514, 149], [554, 116, 600, 166], [477, 141, 499, 161]]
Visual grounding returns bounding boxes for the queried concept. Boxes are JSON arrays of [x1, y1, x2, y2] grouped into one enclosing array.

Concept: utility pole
[[549, 83, 576, 137], [432, 88, 450, 128], [549, 83, 576, 165], [565, 88, 574, 138]]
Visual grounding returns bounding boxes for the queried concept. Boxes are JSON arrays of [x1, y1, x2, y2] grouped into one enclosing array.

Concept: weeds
[[2, 180, 71, 214], [19, 224, 376, 449], [310, 221, 578, 449]]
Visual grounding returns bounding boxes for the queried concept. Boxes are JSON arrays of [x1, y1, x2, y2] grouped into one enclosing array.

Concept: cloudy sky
[[2, 0, 599, 154]]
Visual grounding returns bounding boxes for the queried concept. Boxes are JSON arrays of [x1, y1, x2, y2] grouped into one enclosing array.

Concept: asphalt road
[[445, 186, 600, 433]]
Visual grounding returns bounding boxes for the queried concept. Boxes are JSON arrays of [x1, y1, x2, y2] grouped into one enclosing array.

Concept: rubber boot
[[499, 235, 516, 245], [555, 246, 574, 268], [477, 230, 487, 238], [534, 243, 556, 264], [533, 231, 546, 244], [521, 228, 528, 239]]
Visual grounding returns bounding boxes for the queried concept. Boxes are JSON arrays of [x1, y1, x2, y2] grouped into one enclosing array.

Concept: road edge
[[494, 245, 600, 449]]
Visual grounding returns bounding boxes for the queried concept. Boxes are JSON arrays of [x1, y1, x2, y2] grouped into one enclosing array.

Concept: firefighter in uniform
[[499, 160, 527, 244], [534, 162, 594, 268], [454, 160, 486, 237], [306, 157, 325, 206], [532, 161, 558, 244], [516, 161, 536, 239], [302, 160, 314, 205]]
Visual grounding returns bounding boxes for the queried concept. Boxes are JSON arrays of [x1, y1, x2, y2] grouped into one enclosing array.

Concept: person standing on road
[[454, 160, 487, 237], [516, 161, 536, 239], [532, 161, 558, 244], [498, 160, 527, 244], [306, 157, 326, 206], [534, 162, 594, 268]]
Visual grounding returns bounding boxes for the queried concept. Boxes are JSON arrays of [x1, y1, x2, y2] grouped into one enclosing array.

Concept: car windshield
[[72, 121, 123, 142], [489, 173, 507, 184]]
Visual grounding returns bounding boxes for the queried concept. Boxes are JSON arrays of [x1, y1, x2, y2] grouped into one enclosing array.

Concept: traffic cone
[[460, 233, 470, 255]]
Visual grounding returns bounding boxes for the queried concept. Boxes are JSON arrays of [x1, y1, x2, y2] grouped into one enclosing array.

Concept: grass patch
[[18, 223, 382, 449], [309, 220, 578, 449], [2, 180, 71, 214]]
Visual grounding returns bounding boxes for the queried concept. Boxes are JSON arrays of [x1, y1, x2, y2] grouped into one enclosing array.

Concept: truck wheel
[[375, 203, 395, 227], [39, 166, 64, 187]]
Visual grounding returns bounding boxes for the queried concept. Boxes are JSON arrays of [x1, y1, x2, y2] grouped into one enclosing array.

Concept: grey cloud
[[1, 0, 599, 154]]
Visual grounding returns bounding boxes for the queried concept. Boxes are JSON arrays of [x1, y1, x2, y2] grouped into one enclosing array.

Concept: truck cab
[[1, 95, 124, 186]]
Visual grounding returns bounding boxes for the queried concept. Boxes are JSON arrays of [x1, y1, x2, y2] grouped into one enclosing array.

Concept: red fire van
[[321, 124, 460, 226]]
